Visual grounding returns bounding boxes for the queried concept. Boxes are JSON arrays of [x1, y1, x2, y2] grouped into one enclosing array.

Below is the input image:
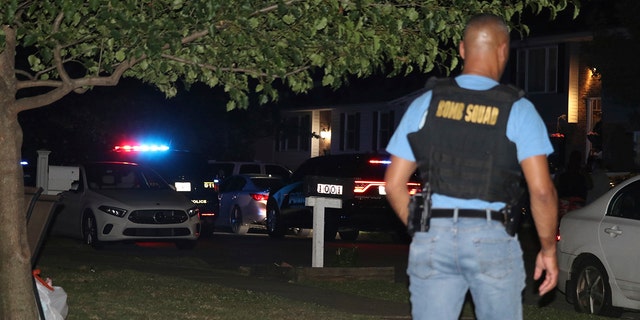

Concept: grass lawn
[[36, 237, 611, 320]]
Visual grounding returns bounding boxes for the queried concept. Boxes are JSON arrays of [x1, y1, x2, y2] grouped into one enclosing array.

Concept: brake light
[[354, 180, 384, 193], [407, 182, 421, 195], [251, 193, 268, 201], [354, 181, 422, 195]]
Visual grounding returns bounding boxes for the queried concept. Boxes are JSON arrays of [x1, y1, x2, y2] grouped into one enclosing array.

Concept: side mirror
[[70, 180, 80, 192]]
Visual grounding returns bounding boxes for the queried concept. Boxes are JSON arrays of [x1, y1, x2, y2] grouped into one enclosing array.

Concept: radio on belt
[[303, 176, 354, 199]]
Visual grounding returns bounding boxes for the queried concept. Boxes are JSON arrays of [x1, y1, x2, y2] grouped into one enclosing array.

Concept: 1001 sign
[[316, 183, 343, 195]]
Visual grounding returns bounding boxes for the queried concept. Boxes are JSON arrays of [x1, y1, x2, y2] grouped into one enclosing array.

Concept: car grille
[[123, 228, 191, 236], [128, 210, 188, 224]]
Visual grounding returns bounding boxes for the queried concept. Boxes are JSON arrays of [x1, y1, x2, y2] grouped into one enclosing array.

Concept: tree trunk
[[0, 104, 38, 318]]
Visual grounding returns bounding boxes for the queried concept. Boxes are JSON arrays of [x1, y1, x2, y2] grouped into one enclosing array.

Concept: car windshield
[[85, 163, 171, 190], [250, 177, 284, 191]]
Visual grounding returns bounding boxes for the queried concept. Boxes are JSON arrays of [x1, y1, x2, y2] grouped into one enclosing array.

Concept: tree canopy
[[0, 0, 578, 318], [3, 0, 577, 112]]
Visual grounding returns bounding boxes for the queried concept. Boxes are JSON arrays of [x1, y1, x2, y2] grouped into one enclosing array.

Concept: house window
[[517, 46, 558, 93], [277, 115, 311, 151], [373, 111, 394, 151], [339, 112, 360, 151]]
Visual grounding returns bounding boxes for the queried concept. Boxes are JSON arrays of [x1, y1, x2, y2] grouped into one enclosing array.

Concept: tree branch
[[160, 53, 269, 77], [52, 12, 73, 84]]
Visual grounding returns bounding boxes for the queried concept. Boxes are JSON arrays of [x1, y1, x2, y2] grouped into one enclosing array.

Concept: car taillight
[[251, 193, 268, 201], [407, 182, 421, 195], [354, 181, 422, 195], [354, 180, 384, 193]]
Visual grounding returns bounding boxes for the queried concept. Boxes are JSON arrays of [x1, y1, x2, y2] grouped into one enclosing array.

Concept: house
[[507, 31, 602, 172], [265, 30, 640, 173], [268, 91, 424, 170]]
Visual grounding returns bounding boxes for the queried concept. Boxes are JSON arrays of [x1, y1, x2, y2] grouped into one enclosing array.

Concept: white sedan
[[51, 161, 201, 249], [557, 174, 640, 316]]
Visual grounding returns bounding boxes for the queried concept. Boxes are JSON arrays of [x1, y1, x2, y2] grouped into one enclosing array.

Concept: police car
[[266, 154, 421, 241]]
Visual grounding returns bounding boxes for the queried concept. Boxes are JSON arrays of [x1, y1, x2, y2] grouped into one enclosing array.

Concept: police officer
[[384, 14, 558, 320]]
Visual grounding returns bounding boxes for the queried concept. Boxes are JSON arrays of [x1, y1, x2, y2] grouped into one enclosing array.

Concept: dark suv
[[266, 154, 421, 241]]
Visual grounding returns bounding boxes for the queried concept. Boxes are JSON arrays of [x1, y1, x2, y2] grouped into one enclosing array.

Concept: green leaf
[[115, 50, 126, 62], [248, 17, 259, 29], [282, 14, 296, 25], [321, 74, 334, 86], [226, 100, 236, 111], [406, 8, 419, 22], [27, 55, 42, 69], [314, 17, 328, 31]]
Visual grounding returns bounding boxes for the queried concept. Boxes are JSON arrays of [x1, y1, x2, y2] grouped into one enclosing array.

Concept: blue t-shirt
[[386, 74, 554, 210]]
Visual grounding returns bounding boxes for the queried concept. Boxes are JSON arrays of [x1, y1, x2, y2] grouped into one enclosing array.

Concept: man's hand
[[534, 250, 558, 296], [521, 155, 559, 296]]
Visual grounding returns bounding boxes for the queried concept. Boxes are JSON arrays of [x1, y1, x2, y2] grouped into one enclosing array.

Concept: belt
[[431, 209, 505, 222]]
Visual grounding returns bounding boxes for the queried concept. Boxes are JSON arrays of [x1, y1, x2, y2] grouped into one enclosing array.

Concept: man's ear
[[498, 42, 509, 63], [459, 41, 466, 60]]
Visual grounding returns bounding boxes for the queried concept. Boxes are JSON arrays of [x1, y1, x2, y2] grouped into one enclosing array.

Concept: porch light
[[320, 128, 331, 140]]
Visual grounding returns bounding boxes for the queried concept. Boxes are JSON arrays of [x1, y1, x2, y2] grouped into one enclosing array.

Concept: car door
[[53, 170, 86, 237], [218, 176, 245, 225], [599, 180, 640, 300]]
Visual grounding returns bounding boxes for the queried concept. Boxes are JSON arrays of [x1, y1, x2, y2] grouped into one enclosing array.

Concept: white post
[[36, 150, 51, 193], [305, 196, 342, 268]]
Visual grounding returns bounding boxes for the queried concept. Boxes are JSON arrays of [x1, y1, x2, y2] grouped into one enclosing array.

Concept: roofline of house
[[511, 31, 594, 48]]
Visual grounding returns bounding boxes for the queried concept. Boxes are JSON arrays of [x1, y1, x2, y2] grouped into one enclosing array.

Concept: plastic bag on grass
[[33, 269, 68, 320]]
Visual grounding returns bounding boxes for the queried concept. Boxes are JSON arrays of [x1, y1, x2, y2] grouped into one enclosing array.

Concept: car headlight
[[98, 205, 128, 217], [187, 206, 199, 217]]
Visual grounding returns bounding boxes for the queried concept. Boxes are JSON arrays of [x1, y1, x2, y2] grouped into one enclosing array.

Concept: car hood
[[92, 189, 193, 208]]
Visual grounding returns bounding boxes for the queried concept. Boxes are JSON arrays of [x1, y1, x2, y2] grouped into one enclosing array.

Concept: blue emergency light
[[114, 144, 170, 152]]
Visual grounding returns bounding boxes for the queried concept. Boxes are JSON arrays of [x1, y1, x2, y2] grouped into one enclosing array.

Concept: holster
[[407, 186, 431, 236], [502, 204, 522, 236]]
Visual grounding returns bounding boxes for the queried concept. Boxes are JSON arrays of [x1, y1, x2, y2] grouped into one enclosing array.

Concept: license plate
[[316, 183, 343, 195]]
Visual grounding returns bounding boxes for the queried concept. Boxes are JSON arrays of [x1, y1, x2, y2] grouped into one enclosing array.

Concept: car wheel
[[230, 207, 249, 235], [82, 212, 103, 249], [572, 257, 621, 316], [338, 229, 359, 242], [175, 240, 197, 250], [266, 199, 285, 239]]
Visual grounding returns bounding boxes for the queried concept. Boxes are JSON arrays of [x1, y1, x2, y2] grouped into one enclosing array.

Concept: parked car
[[266, 154, 421, 241], [216, 174, 285, 234], [108, 147, 218, 237], [51, 161, 201, 249], [557, 174, 640, 316]]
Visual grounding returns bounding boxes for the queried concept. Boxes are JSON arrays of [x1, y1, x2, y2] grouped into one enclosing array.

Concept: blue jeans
[[407, 216, 526, 320]]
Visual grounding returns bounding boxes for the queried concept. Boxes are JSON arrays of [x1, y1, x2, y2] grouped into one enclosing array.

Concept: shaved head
[[459, 14, 511, 80], [463, 14, 510, 46]]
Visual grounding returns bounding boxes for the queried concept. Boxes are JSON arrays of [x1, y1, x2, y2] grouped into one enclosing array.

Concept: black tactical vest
[[408, 78, 525, 203]]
